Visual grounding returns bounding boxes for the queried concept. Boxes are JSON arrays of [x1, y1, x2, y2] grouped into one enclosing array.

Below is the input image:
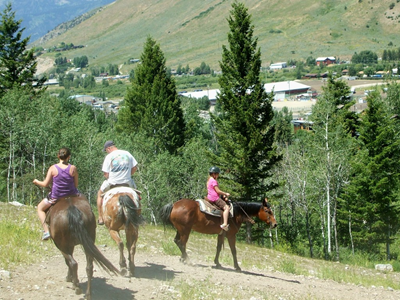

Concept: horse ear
[[263, 198, 271, 208]]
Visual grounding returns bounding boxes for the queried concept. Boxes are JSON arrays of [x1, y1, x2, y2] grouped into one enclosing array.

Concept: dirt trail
[[1, 240, 399, 300]]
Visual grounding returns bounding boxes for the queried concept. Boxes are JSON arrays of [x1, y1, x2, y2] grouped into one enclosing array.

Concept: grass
[[32, 0, 400, 71], [0, 203, 59, 269], [1, 201, 400, 293]]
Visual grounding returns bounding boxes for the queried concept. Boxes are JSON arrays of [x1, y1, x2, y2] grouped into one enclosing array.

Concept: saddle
[[195, 198, 233, 218], [103, 186, 141, 208]]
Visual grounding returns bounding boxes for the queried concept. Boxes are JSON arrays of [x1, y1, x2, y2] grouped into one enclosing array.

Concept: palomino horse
[[46, 194, 119, 299], [101, 187, 143, 277], [160, 198, 277, 271]]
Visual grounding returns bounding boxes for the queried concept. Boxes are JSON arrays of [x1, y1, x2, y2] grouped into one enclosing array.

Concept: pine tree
[[0, 3, 45, 97], [211, 2, 280, 202], [341, 92, 400, 259], [117, 36, 185, 154]]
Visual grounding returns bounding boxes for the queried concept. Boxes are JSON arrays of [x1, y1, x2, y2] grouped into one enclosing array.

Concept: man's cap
[[103, 140, 114, 151]]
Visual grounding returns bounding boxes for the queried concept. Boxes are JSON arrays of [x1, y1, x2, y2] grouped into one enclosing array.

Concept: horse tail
[[67, 205, 120, 276], [118, 194, 144, 229], [159, 203, 173, 227]]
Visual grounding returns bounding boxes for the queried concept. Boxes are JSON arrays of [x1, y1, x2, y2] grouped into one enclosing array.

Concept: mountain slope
[[0, 0, 115, 42], [33, 0, 400, 70]]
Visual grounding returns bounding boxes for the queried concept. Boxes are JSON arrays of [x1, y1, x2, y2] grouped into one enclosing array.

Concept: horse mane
[[232, 202, 262, 217]]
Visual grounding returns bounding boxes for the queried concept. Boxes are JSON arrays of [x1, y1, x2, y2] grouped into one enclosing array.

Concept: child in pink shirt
[[207, 166, 230, 231]]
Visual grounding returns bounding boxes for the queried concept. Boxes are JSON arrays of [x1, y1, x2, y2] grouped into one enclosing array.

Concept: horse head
[[259, 198, 277, 228]]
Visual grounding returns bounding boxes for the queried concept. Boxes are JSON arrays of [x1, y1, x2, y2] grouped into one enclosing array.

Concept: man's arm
[[131, 165, 137, 175]]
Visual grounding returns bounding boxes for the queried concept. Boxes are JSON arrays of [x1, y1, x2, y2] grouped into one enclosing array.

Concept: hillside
[[0, 0, 115, 42], [33, 0, 400, 71]]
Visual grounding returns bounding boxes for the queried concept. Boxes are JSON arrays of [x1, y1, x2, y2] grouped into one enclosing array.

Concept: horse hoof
[[215, 264, 222, 269], [75, 287, 83, 295], [235, 267, 242, 272], [120, 268, 128, 276]]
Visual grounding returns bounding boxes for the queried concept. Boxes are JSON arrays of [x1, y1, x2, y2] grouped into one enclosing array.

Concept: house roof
[[180, 81, 311, 100], [180, 89, 219, 100], [264, 81, 310, 93], [316, 57, 336, 61]]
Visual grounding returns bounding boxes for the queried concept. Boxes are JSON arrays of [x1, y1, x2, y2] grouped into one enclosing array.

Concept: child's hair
[[58, 147, 71, 160]]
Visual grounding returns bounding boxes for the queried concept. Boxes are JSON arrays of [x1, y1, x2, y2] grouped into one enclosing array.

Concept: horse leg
[[61, 252, 82, 295], [227, 235, 241, 271], [174, 230, 189, 263], [214, 234, 224, 268], [109, 229, 127, 275], [126, 226, 138, 277], [85, 252, 94, 300]]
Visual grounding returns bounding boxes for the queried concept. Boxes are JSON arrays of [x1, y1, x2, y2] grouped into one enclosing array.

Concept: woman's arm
[[33, 166, 54, 187], [70, 165, 79, 188]]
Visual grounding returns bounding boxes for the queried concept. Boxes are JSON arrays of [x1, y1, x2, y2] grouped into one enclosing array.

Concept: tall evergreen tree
[[211, 2, 280, 202], [340, 92, 400, 259], [0, 3, 45, 97], [117, 36, 185, 154]]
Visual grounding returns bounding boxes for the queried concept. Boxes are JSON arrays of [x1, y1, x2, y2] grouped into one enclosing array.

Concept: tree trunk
[[333, 199, 339, 261], [306, 210, 314, 258], [349, 212, 354, 255], [325, 121, 331, 254], [246, 221, 252, 244], [386, 227, 391, 260]]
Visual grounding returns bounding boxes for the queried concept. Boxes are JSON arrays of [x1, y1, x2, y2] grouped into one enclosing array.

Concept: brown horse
[[47, 195, 119, 299], [101, 187, 143, 277], [159, 198, 277, 271]]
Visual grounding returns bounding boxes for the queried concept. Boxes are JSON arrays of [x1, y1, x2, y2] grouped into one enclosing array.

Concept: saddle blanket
[[195, 199, 233, 218], [103, 186, 141, 209]]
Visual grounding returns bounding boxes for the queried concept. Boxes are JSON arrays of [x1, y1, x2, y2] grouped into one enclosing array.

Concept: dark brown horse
[[160, 198, 277, 271], [47, 195, 119, 299], [101, 187, 143, 277]]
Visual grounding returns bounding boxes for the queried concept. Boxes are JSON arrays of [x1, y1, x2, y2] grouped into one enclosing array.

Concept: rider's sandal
[[42, 231, 51, 240], [98, 220, 104, 225], [220, 224, 229, 231]]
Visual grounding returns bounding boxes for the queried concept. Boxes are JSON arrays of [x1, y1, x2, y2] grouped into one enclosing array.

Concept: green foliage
[[211, 2, 280, 201], [273, 106, 293, 147], [0, 3, 46, 97], [0, 87, 113, 204], [73, 55, 89, 68], [351, 50, 378, 64], [175, 74, 219, 91], [118, 36, 185, 154], [340, 92, 400, 258], [193, 62, 212, 75], [180, 96, 211, 141]]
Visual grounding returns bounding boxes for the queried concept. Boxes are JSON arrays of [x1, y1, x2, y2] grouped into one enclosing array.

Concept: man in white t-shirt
[[97, 140, 138, 225]]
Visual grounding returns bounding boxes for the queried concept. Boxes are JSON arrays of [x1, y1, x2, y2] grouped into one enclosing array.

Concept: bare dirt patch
[[1, 235, 399, 300], [36, 56, 54, 75]]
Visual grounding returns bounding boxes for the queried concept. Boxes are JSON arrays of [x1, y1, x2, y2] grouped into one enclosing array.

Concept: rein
[[232, 200, 255, 225]]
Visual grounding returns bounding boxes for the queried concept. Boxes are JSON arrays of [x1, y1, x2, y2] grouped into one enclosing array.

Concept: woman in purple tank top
[[33, 147, 79, 240]]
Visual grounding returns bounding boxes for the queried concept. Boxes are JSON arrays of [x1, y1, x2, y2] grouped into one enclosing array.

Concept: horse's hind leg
[[174, 230, 189, 263], [109, 229, 128, 275], [126, 225, 138, 277], [214, 234, 224, 269], [85, 252, 94, 300], [62, 252, 82, 295]]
